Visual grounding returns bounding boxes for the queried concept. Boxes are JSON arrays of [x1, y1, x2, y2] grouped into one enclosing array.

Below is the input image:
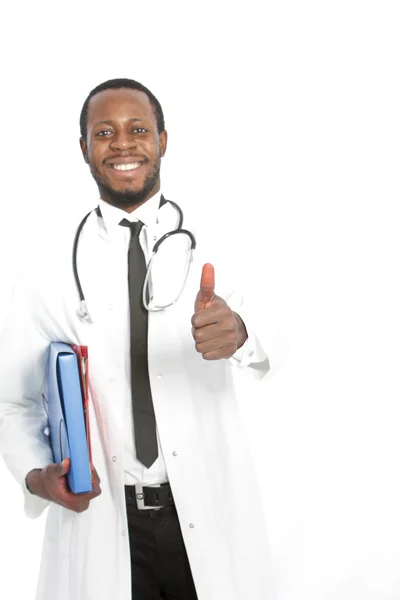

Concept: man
[[0, 78, 273, 600]]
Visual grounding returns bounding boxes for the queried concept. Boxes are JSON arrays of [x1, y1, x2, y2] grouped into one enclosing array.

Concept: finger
[[69, 500, 91, 513], [48, 481, 81, 506], [195, 332, 238, 355], [52, 481, 100, 509], [200, 263, 215, 299], [191, 301, 230, 330], [86, 465, 101, 496], [91, 482, 102, 497], [90, 464, 101, 484], [194, 264, 215, 312], [45, 458, 70, 481], [192, 321, 236, 344], [192, 323, 220, 342], [202, 345, 238, 360]]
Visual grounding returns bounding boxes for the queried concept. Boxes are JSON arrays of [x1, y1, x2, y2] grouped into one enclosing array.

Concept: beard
[[90, 158, 161, 210]]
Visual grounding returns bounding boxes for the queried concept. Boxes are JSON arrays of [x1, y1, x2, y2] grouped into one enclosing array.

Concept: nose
[[109, 129, 137, 151]]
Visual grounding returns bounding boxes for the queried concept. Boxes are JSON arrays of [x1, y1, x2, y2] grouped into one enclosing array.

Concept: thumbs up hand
[[191, 263, 248, 360]]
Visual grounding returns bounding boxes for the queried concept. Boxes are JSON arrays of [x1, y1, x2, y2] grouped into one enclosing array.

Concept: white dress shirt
[[97, 192, 268, 486]]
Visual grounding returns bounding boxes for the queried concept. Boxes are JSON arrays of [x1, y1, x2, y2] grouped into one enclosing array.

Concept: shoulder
[[17, 211, 86, 295]]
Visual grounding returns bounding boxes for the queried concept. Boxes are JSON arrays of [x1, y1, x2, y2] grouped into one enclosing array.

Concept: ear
[[159, 130, 168, 157], [79, 137, 89, 164]]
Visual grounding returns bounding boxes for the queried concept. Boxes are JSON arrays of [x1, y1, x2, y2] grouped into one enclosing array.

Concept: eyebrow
[[94, 117, 143, 127]]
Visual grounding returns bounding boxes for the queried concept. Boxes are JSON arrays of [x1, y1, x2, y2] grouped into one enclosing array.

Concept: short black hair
[[79, 78, 165, 140]]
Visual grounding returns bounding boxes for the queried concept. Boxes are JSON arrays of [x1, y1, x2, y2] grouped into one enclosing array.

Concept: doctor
[[0, 78, 274, 600]]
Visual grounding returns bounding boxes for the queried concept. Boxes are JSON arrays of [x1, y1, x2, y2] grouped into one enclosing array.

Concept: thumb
[[58, 458, 70, 477], [195, 263, 215, 311]]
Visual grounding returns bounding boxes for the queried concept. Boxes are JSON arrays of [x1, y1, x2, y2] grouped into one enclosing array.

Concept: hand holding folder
[[26, 343, 101, 511], [34, 457, 101, 513]]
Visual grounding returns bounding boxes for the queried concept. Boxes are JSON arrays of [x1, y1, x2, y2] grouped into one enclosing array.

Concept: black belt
[[125, 482, 174, 510]]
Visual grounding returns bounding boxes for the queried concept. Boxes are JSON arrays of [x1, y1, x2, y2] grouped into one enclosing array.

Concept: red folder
[[70, 345, 93, 468]]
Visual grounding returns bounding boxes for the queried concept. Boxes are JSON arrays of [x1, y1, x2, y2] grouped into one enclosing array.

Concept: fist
[[191, 264, 246, 360]]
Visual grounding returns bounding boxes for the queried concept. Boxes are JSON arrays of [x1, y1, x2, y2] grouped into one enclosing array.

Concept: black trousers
[[126, 500, 199, 600]]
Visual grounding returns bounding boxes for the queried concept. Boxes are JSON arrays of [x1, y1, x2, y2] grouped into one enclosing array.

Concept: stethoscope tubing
[[72, 198, 195, 319]]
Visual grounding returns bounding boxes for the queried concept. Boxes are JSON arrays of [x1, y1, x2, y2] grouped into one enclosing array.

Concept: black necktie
[[120, 219, 158, 468]]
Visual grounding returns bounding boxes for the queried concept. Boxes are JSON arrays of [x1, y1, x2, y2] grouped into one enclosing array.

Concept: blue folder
[[47, 342, 92, 494]]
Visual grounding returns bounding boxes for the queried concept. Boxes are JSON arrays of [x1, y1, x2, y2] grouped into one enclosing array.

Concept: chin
[[113, 185, 141, 195], [111, 179, 147, 194], [95, 170, 159, 208]]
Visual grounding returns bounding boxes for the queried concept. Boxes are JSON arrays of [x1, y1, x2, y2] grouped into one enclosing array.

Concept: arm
[[0, 277, 53, 518], [0, 276, 101, 516]]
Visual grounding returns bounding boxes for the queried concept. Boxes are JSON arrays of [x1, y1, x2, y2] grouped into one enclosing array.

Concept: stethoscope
[[73, 197, 196, 322]]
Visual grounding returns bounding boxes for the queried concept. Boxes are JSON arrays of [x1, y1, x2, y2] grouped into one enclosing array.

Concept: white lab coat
[[0, 201, 275, 600]]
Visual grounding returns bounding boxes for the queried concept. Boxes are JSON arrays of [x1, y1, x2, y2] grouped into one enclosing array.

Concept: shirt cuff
[[229, 332, 271, 378], [12, 453, 52, 519]]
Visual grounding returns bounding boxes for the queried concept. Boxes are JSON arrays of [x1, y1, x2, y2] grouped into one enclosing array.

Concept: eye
[[133, 128, 148, 134], [96, 130, 112, 137]]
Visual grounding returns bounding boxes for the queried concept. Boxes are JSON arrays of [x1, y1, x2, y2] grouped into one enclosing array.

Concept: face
[[80, 88, 167, 212]]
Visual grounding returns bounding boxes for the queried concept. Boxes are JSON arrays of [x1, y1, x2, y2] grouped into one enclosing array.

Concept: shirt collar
[[98, 191, 162, 235]]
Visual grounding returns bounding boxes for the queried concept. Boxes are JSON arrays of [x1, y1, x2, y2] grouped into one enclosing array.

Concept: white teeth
[[111, 162, 141, 171]]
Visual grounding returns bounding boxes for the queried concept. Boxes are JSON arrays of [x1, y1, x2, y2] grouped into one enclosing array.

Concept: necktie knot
[[119, 219, 144, 238]]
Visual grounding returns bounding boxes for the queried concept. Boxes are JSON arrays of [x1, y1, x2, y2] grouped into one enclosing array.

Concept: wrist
[[234, 312, 248, 349], [26, 469, 48, 499]]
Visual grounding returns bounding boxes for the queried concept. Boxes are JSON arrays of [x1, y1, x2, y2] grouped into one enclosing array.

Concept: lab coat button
[[44, 427, 50, 437], [109, 377, 115, 384], [189, 523, 195, 529], [157, 374, 163, 379], [248, 350, 254, 357], [172, 451, 178, 457], [121, 531, 125, 536], [112, 456, 117, 462]]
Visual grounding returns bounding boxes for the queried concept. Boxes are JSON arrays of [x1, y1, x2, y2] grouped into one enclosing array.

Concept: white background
[[1, 1, 400, 599]]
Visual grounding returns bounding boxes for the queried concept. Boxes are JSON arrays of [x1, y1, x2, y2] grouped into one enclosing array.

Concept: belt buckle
[[135, 482, 162, 510]]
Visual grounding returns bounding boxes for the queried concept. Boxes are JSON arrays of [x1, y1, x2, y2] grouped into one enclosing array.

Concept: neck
[[99, 184, 160, 214]]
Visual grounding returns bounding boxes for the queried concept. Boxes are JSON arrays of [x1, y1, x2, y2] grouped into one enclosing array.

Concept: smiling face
[[80, 88, 167, 212]]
